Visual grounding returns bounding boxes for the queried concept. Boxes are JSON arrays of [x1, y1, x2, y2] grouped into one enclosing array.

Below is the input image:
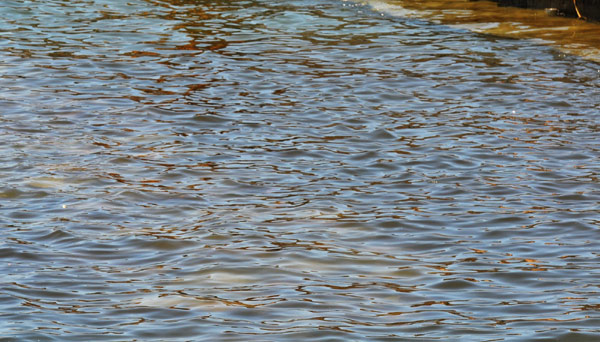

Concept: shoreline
[[361, 0, 600, 63], [483, 0, 600, 22]]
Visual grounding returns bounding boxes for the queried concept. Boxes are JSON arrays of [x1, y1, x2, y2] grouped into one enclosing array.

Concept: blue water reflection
[[1, 0, 600, 340]]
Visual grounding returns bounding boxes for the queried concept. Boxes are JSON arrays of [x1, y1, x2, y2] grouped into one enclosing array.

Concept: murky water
[[1, 0, 600, 340], [364, 0, 600, 62]]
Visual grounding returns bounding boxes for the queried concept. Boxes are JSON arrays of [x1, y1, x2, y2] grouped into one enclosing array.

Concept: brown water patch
[[362, 0, 600, 62]]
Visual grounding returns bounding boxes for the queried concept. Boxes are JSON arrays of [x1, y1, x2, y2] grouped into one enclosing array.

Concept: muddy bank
[[486, 0, 600, 21]]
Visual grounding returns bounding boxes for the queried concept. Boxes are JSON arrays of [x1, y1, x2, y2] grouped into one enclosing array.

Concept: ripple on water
[[1, 0, 600, 340]]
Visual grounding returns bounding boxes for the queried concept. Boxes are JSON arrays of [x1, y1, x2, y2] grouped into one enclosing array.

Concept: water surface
[[361, 0, 600, 62], [1, 0, 600, 341]]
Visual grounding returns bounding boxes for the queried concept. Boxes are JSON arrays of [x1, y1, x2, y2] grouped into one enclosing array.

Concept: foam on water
[[347, 0, 418, 17]]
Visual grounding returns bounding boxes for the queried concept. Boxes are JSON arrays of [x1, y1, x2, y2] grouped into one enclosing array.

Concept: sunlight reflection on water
[[1, 0, 600, 341]]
